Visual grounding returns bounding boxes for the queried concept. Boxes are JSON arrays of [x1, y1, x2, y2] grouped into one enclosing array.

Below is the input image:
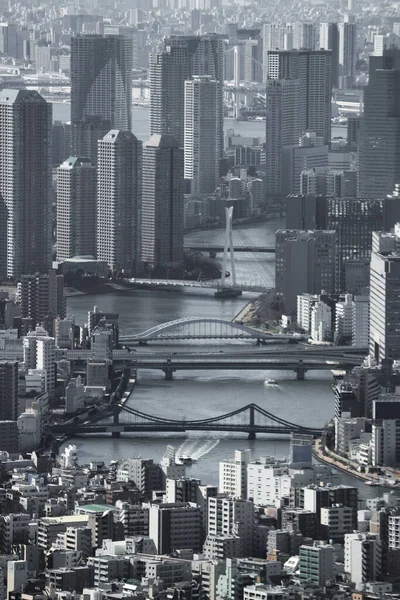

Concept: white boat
[[178, 455, 194, 465], [364, 481, 379, 486], [265, 378, 278, 385]]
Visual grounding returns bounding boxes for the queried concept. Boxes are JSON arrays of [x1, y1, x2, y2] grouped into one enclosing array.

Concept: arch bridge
[[120, 317, 277, 343]]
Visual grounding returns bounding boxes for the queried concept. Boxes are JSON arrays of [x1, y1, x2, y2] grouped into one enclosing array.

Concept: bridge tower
[[219, 206, 238, 293], [248, 404, 256, 440]]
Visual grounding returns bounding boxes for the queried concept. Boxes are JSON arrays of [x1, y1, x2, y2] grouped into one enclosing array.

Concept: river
[[65, 221, 382, 499]]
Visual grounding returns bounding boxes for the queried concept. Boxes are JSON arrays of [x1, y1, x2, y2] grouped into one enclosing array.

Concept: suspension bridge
[[49, 402, 324, 440]]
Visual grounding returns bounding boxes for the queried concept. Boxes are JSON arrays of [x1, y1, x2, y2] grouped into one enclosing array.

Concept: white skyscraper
[[293, 22, 317, 50], [184, 76, 218, 195], [97, 130, 142, 275], [0, 89, 52, 279], [57, 157, 97, 261], [339, 15, 357, 86]]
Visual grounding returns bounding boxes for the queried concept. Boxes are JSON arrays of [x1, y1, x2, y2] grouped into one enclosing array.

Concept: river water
[[65, 221, 382, 498]]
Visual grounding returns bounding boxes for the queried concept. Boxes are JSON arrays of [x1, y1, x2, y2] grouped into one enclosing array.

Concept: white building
[[335, 417, 368, 455], [297, 293, 318, 333], [219, 449, 251, 498], [184, 76, 218, 195], [338, 15, 357, 85], [310, 300, 332, 342], [23, 327, 56, 396], [247, 457, 290, 506], [207, 496, 254, 557], [344, 533, 381, 590], [335, 294, 353, 341]]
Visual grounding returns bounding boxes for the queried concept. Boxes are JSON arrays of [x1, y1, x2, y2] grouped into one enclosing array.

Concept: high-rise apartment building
[[0, 361, 18, 421], [19, 271, 65, 329], [219, 449, 251, 498], [358, 50, 400, 198], [338, 15, 357, 86], [0, 89, 52, 279], [207, 496, 254, 557], [265, 79, 300, 202], [56, 157, 97, 261], [345, 533, 381, 589], [370, 250, 400, 364], [320, 23, 339, 87], [293, 22, 317, 51], [184, 76, 218, 195], [275, 229, 336, 313], [97, 130, 142, 275], [141, 134, 184, 269], [266, 49, 332, 144], [164, 35, 224, 160], [71, 35, 132, 162], [299, 544, 334, 586], [149, 46, 190, 147]]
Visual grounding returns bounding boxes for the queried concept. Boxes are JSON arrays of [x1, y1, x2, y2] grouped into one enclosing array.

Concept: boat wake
[[176, 437, 220, 461]]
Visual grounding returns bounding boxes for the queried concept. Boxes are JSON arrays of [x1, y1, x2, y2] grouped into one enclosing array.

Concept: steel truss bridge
[[120, 318, 282, 343], [49, 402, 324, 440]]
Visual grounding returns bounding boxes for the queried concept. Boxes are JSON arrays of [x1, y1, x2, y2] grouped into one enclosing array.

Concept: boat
[[364, 481, 379, 486], [265, 378, 278, 385], [178, 455, 194, 465], [214, 288, 243, 299]]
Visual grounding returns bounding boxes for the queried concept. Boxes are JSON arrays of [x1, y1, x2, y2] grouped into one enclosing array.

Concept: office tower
[[283, 142, 329, 196], [338, 15, 356, 87], [266, 50, 332, 144], [265, 79, 300, 203], [0, 361, 18, 421], [347, 114, 360, 149], [358, 50, 400, 198], [263, 24, 292, 79], [20, 271, 65, 332], [141, 134, 184, 269], [0, 89, 52, 279], [103, 24, 139, 70], [299, 545, 334, 586], [184, 76, 218, 194], [57, 157, 97, 261], [286, 195, 400, 292], [97, 130, 142, 275], [300, 167, 347, 197], [149, 46, 190, 147], [293, 22, 317, 50], [275, 230, 336, 313], [71, 35, 132, 162], [165, 35, 224, 161], [320, 23, 339, 87], [52, 121, 72, 167], [370, 250, 400, 363]]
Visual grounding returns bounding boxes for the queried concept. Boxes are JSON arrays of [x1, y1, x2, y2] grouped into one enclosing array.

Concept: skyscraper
[[149, 46, 190, 147], [20, 271, 65, 329], [358, 50, 400, 198], [57, 157, 97, 261], [266, 49, 332, 144], [141, 134, 184, 269], [370, 250, 400, 364], [97, 130, 142, 275], [320, 23, 339, 87], [184, 76, 218, 195], [164, 35, 224, 160], [293, 22, 317, 50], [265, 78, 300, 202], [338, 15, 357, 87], [0, 89, 52, 279], [71, 35, 132, 161], [262, 24, 293, 79]]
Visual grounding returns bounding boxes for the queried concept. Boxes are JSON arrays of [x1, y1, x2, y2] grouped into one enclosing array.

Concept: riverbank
[[313, 438, 399, 489]]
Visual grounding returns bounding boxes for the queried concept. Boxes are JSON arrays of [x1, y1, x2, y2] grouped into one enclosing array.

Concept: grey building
[[275, 229, 336, 314], [0, 361, 18, 421], [184, 76, 218, 194], [71, 35, 132, 162], [20, 271, 65, 329], [149, 46, 190, 147], [141, 134, 184, 269], [149, 503, 202, 554], [0, 89, 52, 279], [266, 49, 332, 145], [338, 15, 356, 86], [320, 22, 339, 87], [97, 130, 142, 275], [57, 157, 97, 261], [370, 251, 400, 363], [359, 49, 400, 198]]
